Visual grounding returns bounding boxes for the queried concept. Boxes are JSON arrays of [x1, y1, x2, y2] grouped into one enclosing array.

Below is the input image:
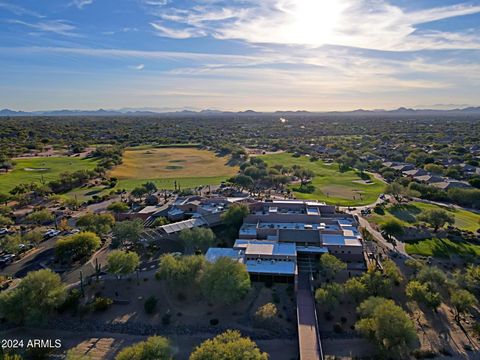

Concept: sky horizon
[[1, 0, 480, 111]]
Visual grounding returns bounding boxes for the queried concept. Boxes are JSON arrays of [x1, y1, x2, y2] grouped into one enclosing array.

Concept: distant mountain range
[[1, 106, 480, 117]]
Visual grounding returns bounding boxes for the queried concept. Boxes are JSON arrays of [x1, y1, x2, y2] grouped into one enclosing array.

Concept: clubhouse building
[[206, 199, 365, 282]]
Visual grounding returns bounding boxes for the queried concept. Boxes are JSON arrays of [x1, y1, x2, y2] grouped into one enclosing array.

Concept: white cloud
[[71, 0, 93, 9], [9, 19, 78, 36], [150, 22, 205, 39], [150, 0, 480, 51], [131, 64, 145, 70]]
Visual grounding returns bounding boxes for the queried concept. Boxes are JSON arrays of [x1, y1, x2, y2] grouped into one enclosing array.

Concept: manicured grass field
[[259, 153, 385, 206], [405, 237, 480, 257], [109, 147, 238, 190], [0, 156, 99, 192], [369, 201, 480, 232]]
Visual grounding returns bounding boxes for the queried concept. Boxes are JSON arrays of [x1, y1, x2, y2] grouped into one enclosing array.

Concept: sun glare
[[279, 0, 345, 46]]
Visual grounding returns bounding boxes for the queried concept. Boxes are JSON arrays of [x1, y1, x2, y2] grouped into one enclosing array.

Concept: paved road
[[0, 236, 59, 278]]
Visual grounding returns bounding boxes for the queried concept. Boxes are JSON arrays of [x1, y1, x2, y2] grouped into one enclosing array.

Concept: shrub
[[144, 296, 157, 314], [254, 303, 278, 327], [92, 297, 112, 312]]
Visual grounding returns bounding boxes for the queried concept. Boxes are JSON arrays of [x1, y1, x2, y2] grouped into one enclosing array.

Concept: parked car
[[0, 228, 9, 236], [0, 254, 16, 266], [44, 229, 61, 239]]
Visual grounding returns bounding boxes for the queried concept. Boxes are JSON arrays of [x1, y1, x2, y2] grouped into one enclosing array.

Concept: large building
[[206, 199, 365, 282]]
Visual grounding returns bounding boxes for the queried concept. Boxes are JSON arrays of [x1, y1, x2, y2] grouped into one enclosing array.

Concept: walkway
[[297, 273, 323, 360]]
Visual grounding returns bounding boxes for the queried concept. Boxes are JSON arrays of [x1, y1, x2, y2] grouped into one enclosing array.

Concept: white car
[[44, 229, 61, 238], [0, 228, 8, 235]]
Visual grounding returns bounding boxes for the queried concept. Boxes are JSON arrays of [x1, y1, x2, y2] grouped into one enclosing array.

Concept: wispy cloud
[[148, 0, 480, 51], [0, 1, 43, 17], [70, 0, 94, 9], [130, 64, 145, 70], [9, 19, 78, 36], [150, 22, 204, 39], [9, 19, 77, 37]]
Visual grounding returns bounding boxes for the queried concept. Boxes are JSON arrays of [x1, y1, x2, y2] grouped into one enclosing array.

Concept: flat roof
[[234, 240, 297, 257], [245, 259, 296, 275], [205, 248, 242, 263], [322, 234, 362, 247]]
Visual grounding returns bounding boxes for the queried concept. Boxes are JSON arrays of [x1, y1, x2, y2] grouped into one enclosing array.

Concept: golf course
[[369, 201, 480, 233], [109, 146, 238, 190], [0, 156, 99, 192], [259, 153, 385, 206]]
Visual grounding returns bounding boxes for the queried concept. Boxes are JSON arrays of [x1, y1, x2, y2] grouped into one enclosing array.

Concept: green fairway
[[369, 201, 480, 232], [259, 153, 385, 206], [0, 157, 98, 192], [405, 237, 480, 257]]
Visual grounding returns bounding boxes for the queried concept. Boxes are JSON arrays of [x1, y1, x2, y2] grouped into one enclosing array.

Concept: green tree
[[55, 231, 101, 263], [189, 330, 268, 360], [230, 174, 254, 190], [315, 283, 343, 312], [416, 266, 446, 292], [131, 186, 148, 201], [25, 209, 54, 225], [385, 182, 407, 202], [107, 250, 140, 278], [142, 181, 157, 194], [107, 202, 129, 217], [115, 336, 172, 360], [450, 289, 477, 322], [356, 297, 417, 358], [362, 268, 393, 297], [345, 277, 368, 303], [380, 220, 404, 242], [417, 209, 455, 232], [405, 280, 441, 309], [156, 254, 206, 287], [319, 253, 346, 279], [76, 213, 115, 236], [112, 219, 144, 248], [0, 269, 66, 325], [200, 257, 250, 305], [151, 217, 169, 227], [221, 203, 250, 230], [23, 230, 44, 245], [0, 234, 22, 254], [382, 259, 403, 284], [179, 227, 216, 254], [0, 214, 13, 226]]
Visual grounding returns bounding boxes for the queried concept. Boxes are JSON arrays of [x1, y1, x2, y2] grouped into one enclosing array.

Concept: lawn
[[259, 153, 385, 206], [405, 237, 480, 257], [369, 201, 480, 232], [0, 156, 99, 192], [109, 147, 238, 191]]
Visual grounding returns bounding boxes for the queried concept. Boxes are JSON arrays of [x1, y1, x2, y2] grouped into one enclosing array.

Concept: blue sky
[[1, 0, 479, 111]]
